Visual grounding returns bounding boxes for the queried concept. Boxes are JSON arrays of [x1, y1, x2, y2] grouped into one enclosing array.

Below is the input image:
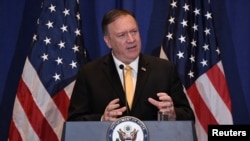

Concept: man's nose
[[126, 33, 135, 42]]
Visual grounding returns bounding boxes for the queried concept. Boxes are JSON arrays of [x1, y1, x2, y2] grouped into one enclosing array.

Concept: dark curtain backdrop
[[1, 0, 250, 140]]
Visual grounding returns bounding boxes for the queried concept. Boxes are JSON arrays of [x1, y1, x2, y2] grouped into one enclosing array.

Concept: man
[[67, 9, 195, 121]]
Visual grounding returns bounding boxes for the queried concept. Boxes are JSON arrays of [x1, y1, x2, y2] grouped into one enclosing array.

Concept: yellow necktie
[[125, 66, 134, 109]]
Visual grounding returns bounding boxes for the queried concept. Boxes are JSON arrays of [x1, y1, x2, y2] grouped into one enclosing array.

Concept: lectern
[[62, 120, 197, 141]]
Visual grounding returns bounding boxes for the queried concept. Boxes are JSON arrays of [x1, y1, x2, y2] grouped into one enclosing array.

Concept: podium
[[62, 121, 197, 141]]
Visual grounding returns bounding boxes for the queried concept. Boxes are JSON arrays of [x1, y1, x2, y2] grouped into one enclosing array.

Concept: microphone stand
[[119, 64, 130, 115]]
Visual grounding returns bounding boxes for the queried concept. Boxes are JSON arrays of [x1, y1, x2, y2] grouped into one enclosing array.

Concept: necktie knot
[[125, 65, 132, 71]]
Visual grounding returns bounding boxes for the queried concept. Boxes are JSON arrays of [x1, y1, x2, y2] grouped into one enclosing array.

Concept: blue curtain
[[1, 0, 250, 140]]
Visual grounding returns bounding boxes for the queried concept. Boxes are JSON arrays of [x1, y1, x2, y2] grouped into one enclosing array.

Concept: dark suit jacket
[[67, 53, 195, 121]]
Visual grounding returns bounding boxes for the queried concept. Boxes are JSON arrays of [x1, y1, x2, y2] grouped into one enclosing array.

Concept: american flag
[[8, 0, 88, 140], [160, 0, 233, 140]]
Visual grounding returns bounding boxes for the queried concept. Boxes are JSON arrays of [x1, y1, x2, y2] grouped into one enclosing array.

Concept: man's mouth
[[127, 46, 136, 50]]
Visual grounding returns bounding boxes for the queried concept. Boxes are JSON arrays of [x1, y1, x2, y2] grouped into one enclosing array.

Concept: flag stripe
[[192, 117, 207, 141], [204, 65, 233, 124], [52, 90, 70, 119], [187, 62, 233, 133], [23, 59, 65, 139], [185, 92, 208, 141], [206, 61, 232, 110], [187, 82, 217, 133], [17, 78, 58, 141], [11, 95, 40, 141], [9, 117, 24, 141], [195, 67, 225, 125]]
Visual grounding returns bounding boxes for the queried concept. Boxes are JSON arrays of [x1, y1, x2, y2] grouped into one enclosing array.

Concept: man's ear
[[104, 36, 112, 49]]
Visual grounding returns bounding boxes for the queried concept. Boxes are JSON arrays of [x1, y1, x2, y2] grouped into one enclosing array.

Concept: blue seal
[[107, 116, 149, 141]]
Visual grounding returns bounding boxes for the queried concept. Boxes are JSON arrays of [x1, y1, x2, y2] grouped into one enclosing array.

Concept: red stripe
[[187, 83, 218, 133], [16, 78, 58, 141], [206, 64, 232, 111], [8, 119, 23, 141], [52, 89, 70, 120]]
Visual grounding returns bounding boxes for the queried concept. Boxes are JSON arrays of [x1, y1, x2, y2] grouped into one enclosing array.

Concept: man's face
[[104, 15, 141, 64]]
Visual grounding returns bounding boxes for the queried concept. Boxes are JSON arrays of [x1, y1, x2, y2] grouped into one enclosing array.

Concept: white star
[[169, 16, 175, 24], [70, 60, 77, 69], [36, 18, 40, 25], [188, 70, 194, 78], [76, 12, 81, 20], [193, 8, 200, 16], [180, 19, 188, 27], [192, 24, 198, 32], [166, 32, 173, 40], [200, 59, 208, 67], [176, 51, 184, 59], [204, 28, 210, 35], [191, 39, 197, 47], [62, 8, 70, 16], [203, 44, 209, 51], [33, 34, 37, 41], [61, 24, 68, 32], [55, 57, 63, 65], [83, 49, 87, 58], [205, 11, 212, 20], [72, 45, 80, 52], [170, 1, 177, 8], [74, 28, 81, 36], [216, 47, 220, 55], [189, 55, 195, 63], [53, 73, 61, 81], [48, 4, 56, 12], [43, 37, 51, 45], [46, 20, 53, 29], [183, 3, 190, 11], [178, 35, 186, 43], [41, 53, 48, 61], [58, 41, 66, 49]]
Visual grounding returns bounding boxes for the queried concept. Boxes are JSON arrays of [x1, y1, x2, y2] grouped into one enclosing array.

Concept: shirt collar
[[112, 53, 139, 73]]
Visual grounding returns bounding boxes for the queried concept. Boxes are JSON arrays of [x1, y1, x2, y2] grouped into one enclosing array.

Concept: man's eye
[[118, 34, 125, 37], [131, 30, 137, 34]]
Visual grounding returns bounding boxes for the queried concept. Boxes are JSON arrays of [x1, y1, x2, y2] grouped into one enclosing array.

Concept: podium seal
[[107, 116, 149, 141]]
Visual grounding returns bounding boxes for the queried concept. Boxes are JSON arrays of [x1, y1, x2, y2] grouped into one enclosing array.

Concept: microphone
[[119, 64, 124, 70], [119, 64, 129, 115]]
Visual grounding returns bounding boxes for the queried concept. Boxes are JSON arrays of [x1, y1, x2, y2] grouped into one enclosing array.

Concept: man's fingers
[[148, 97, 158, 107], [103, 98, 127, 122], [148, 97, 172, 109]]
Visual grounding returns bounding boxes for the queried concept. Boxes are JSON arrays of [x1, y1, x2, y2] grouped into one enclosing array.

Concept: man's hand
[[148, 92, 176, 120], [102, 98, 127, 121]]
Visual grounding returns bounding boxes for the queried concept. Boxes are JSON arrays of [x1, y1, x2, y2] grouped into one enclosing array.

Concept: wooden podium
[[62, 121, 197, 141]]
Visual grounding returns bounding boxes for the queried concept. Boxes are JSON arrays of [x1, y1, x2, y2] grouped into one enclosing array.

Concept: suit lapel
[[102, 54, 127, 106], [132, 54, 150, 110]]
